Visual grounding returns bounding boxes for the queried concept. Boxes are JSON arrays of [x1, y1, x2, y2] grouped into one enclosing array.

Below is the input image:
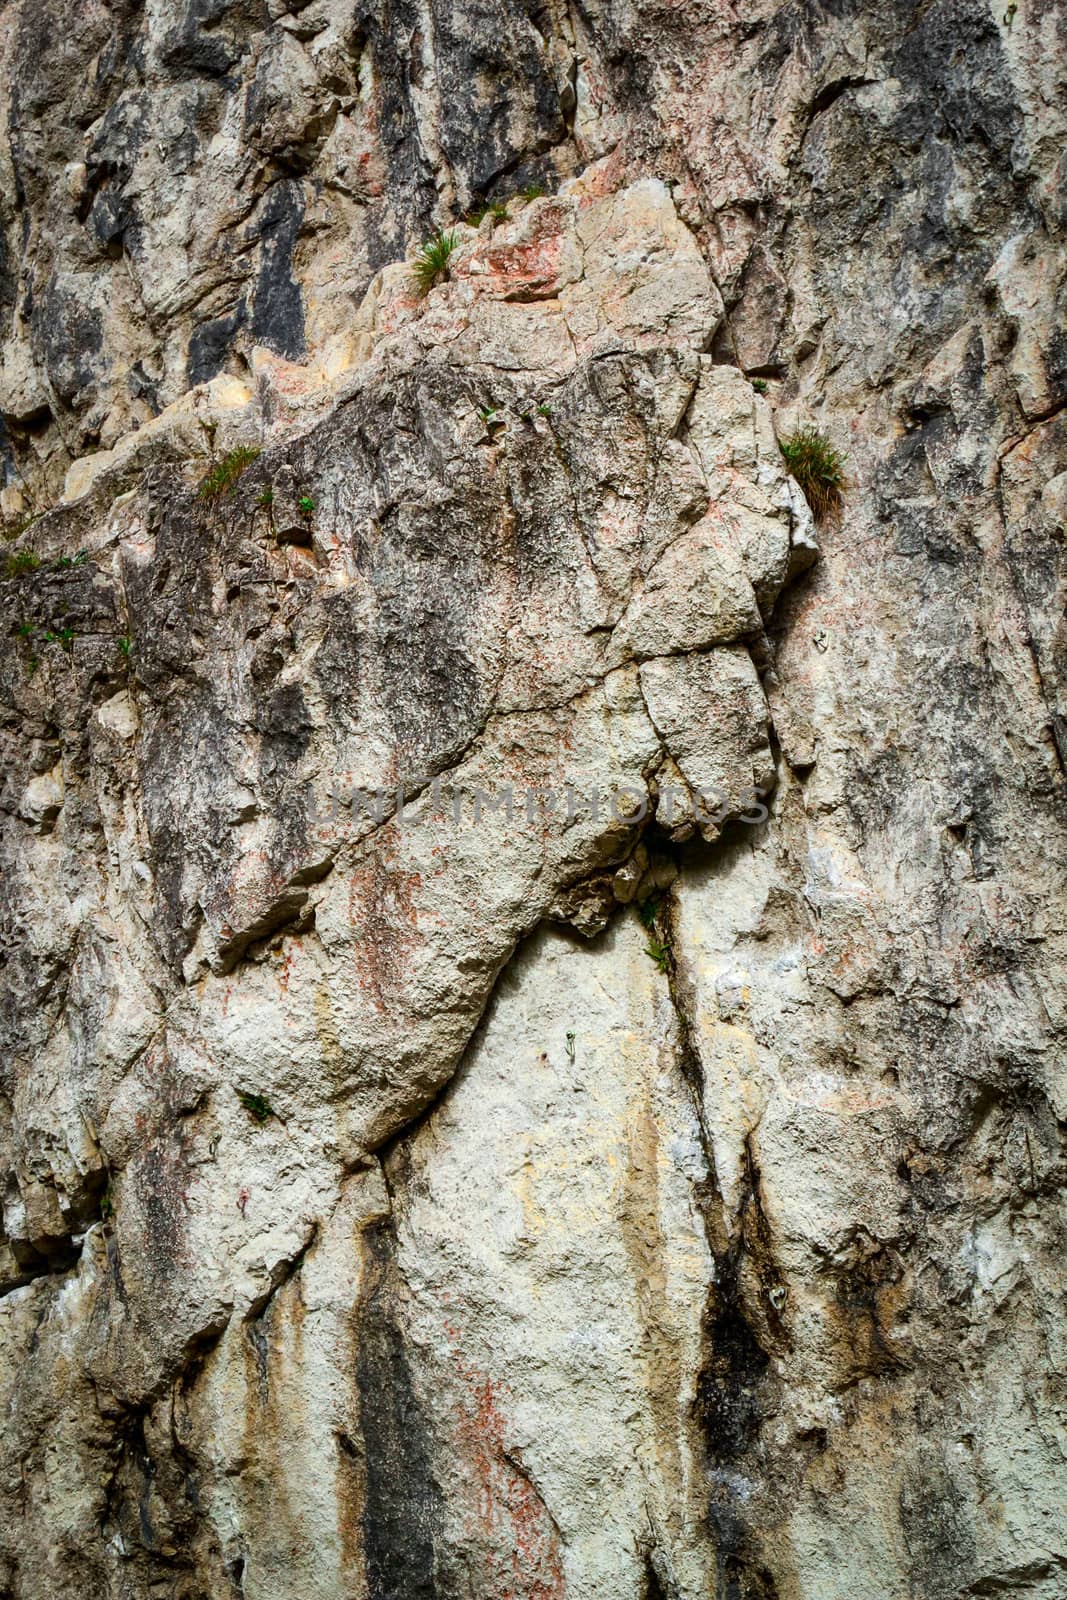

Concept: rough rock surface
[[0, 3, 1065, 1598]]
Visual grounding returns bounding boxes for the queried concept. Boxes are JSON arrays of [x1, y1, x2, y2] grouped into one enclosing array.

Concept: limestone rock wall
[[0, 3, 1064, 1599]]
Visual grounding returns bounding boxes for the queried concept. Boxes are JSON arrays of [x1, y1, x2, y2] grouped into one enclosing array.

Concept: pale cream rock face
[[390, 917, 717, 1600]]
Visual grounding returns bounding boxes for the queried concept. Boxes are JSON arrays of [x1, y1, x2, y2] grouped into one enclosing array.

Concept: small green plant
[[479, 406, 506, 439], [637, 894, 671, 971], [411, 229, 459, 296], [238, 1089, 274, 1123], [536, 402, 552, 416], [298, 494, 315, 515], [257, 487, 274, 509], [41, 626, 75, 651], [118, 634, 132, 658], [54, 549, 88, 570], [521, 182, 546, 201], [467, 200, 508, 227], [6, 550, 40, 578], [17, 620, 39, 674], [751, 378, 768, 395], [100, 1184, 114, 1222], [197, 445, 262, 502], [778, 425, 847, 524]]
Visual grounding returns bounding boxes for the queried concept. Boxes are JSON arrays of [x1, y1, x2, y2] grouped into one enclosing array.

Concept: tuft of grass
[[197, 445, 262, 502], [411, 229, 459, 297], [118, 635, 132, 658], [6, 550, 40, 578], [41, 626, 75, 652], [42, 626, 75, 650], [638, 893, 672, 972], [298, 494, 315, 515], [257, 487, 274, 509], [751, 378, 768, 395], [778, 425, 846, 524], [54, 549, 88, 570], [237, 1089, 274, 1123], [467, 199, 509, 227], [521, 182, 546, 201]]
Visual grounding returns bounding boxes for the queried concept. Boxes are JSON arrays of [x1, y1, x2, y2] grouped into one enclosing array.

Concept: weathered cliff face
[[1, 2, 1064, 1598]]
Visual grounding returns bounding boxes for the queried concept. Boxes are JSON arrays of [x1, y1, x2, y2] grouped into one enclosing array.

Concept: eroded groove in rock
[[356, 1216, 444, 1600]]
